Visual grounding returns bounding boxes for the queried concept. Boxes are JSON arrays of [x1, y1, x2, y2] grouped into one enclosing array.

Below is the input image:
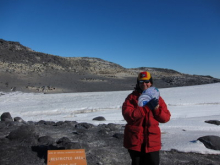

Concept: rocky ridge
[[0, 38, 219, 93]]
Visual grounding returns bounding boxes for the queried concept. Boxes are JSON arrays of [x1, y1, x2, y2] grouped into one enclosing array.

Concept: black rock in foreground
[[1, 118, 220, 165]]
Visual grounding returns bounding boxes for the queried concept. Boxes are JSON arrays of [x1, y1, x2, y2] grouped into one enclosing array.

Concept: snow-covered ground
[[1, 83, 220, 154]]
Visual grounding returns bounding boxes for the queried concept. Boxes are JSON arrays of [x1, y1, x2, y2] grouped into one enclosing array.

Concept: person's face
[[139, 80, 152, 91]]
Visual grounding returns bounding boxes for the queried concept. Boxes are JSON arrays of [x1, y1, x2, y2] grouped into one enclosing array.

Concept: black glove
[[146, 98, 159, 111]]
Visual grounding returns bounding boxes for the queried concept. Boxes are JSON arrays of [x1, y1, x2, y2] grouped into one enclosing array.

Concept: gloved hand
[[146, 98, 159, 111], [138, 87, 160, 107]]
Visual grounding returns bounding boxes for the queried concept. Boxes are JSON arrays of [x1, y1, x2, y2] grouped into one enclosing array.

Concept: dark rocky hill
[[0, 39, 219, 93]]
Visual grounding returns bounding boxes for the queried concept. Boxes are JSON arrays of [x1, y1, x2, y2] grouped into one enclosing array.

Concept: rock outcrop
[[1, 112, 220, 165]]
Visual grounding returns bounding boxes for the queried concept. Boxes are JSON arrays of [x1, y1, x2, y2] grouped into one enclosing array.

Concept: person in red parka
[[122, 71, 171, 165]]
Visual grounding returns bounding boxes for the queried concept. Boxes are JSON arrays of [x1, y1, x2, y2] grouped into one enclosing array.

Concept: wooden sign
[[47, 149, 87, 165]]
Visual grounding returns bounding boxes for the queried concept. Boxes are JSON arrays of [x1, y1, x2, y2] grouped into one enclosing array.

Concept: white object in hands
[[138, 87, 160, 107]]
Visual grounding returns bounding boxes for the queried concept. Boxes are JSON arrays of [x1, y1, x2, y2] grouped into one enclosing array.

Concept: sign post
[[47, 149, 87, 165]]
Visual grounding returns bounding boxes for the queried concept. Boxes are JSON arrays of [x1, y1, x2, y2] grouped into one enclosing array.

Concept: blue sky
[[1, 0, 220, 78]]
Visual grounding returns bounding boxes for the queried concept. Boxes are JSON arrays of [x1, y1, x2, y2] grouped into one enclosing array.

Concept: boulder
[[92, 116, 106, 121], [205, 120, 220, 126], [38, 136, 55, 145], [7, 125, 39, 145], [75, 122, 94, 129], [113, 133, 124, 139], [56, 137, 71, 144], [1, 112, 13, 121], [14, 117, 26, 123], [198, 135, 220, 150]]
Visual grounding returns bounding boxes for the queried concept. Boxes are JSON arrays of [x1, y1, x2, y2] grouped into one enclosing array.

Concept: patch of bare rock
[[1, 112, 220, 165]]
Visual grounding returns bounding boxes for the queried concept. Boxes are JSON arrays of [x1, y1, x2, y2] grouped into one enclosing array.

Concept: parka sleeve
[[153, 97, 171, 123], [122, 93, 146, 125]]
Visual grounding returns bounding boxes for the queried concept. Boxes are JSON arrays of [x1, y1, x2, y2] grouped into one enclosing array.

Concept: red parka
[[122, 90, 171, 153]]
